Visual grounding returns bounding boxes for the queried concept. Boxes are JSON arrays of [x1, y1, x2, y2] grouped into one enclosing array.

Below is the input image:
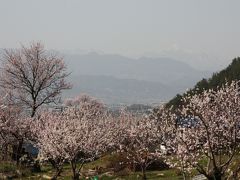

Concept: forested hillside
[[167, 57, 240, 109]]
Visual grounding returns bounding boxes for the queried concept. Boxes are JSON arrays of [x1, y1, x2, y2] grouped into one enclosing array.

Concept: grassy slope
[[0, 154, 182, 179], [3, 154, 240, 179]]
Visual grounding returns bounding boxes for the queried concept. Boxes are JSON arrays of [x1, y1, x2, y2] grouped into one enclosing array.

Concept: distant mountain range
[[66, 75, 175, 104], [63, 52, 211, 104]]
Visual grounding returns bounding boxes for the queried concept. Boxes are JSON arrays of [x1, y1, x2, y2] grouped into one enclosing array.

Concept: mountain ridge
[[63, 52, 211, 104], [167, 57, 240, 109]]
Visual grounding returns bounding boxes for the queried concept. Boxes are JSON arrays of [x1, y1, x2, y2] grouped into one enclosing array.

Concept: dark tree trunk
[[71, 160, 80, 180], [32, 160, 41, 172], [14, 139, 23, 166], [141, 166, 147, 180], [207, 169, 223, 180], [31, 107, 36, 118], [51, 167, 62, 180], [49, 159, 63, 179], [182, 171, 187, 180]]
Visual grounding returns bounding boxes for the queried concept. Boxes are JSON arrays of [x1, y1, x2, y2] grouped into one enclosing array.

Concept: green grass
[[10, 152, 234, 179], [99, 170, 182, 180], [0, 153, 203, 180], [25, 170, 182, 180], [2, 152, 240, 179], [2, 154, 183, 180]]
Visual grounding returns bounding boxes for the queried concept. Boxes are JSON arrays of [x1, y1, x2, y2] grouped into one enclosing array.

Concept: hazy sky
[[0, 0, 239, 61]]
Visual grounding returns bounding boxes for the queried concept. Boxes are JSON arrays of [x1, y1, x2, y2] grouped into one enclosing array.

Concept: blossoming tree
[[0, 95, 32, 165], [0, 42, 71, 117], [115, 111, 167, 180], [168, 81, 240, 179], [32, 95, 116, 180]]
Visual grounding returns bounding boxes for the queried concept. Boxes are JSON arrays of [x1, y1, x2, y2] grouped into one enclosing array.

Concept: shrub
[[106, 152, 134, 173], [115, 167, 132, 176], [0, 162, 16, 173]]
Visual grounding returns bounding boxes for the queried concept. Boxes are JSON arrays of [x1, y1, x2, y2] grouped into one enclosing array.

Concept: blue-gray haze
[[0, 0, 239, 70], [0, 0, 239, 104]]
